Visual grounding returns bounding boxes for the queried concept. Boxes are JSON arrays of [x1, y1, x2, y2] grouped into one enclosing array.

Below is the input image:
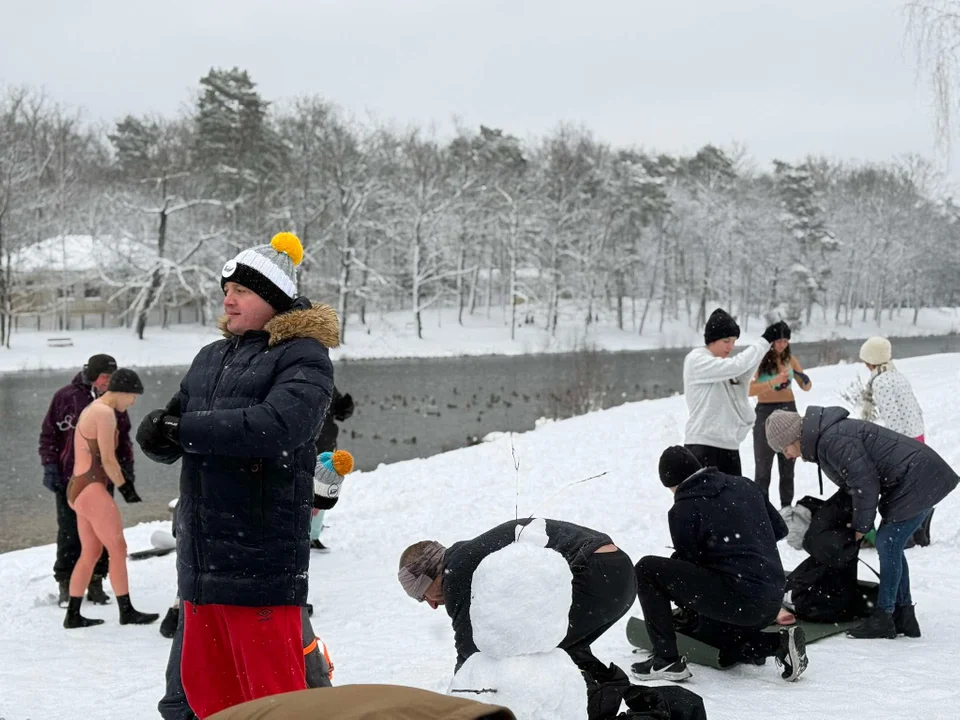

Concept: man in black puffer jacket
[[632, 447, 807, 683], [767, 405, 959, 640], [138, 232, 337, 720]]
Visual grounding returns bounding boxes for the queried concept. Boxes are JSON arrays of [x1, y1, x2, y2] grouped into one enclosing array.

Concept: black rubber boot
[[117, 594, 160, 626], [64, 596, 105, 629], [893, 604, 921, 638], [159, 605, 179, 638], [847, 608, 897, 639], [87, 577, 112, 605]]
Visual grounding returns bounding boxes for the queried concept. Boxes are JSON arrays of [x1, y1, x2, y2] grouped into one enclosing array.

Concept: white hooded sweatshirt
[[683, 337, 771, 450]]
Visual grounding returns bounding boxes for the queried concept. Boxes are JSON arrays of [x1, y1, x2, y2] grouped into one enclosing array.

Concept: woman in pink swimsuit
[[64, 368, 159, 629]]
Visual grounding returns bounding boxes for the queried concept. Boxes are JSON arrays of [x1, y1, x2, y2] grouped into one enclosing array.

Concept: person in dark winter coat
[[38, 353, 134, 607], [766, 405, 959, 640], [632, 447, 807, 683], [137, 232, 338, 720], [310, 386, 354, 551], [785, 491, 878, 624], [398, 518, 637, 682]]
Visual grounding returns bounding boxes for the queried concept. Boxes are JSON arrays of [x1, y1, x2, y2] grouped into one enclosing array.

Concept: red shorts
[[181, 601, 306, 718]]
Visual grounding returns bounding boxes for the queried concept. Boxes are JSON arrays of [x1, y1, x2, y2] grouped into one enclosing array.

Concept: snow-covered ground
[[2, 355, 960, 719], [2, 304, 960, 372]]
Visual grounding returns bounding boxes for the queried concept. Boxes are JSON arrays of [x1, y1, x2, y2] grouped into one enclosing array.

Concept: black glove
[[120, 460, 135, 486], [762, 321, 790, 344], [43, 464, 61, 493], [137, 408, 183, 465], [118, 482, 142, 504], [160, 416, 180, 445], [794, 370, 810, 385], [332, 393, 354, 422]]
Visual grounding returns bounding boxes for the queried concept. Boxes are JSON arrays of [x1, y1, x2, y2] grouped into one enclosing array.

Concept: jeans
[[753, 401, 797, 507], [875, 510, 932, 613], [684, 445, 741, 476]]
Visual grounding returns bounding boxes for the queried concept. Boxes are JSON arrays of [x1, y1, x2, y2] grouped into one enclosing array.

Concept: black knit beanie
[[659, 446, 702, 488], [766, 321, 791, 341], [704, 309, 740, 345], [107, 368, 144, 395]]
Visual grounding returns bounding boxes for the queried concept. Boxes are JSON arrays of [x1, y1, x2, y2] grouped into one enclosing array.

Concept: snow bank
[[2, 355, 960, 719]]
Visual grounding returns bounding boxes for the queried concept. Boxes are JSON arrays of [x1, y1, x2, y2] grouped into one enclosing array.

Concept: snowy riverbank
[[2, 304, 960, 373], [2, 355, 959, 718]]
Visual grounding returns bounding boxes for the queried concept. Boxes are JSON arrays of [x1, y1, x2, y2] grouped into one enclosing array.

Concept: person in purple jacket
[[38, 354, 138, 607]]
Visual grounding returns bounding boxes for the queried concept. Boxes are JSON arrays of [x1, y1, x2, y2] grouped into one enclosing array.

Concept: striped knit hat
[[221, 232, 304, 312]]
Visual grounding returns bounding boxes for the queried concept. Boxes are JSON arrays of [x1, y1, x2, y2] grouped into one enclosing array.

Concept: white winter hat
[[860, 337, 892, 365]]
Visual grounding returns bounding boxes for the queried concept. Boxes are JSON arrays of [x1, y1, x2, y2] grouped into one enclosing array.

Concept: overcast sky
[[2, 0, 953, 178]]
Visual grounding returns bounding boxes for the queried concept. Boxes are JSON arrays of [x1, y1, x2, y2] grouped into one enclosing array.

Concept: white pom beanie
[[859, 337, 892, 365]]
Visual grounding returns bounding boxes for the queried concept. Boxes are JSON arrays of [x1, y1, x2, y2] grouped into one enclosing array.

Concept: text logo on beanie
[[221, 232, 304, 312], [704, 308, 741, 346]]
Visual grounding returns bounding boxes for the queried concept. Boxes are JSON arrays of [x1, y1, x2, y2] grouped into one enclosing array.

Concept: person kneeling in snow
[[766, 406, 959, 640], [398, 519, 637, 682], [632, 447, 808, 683]]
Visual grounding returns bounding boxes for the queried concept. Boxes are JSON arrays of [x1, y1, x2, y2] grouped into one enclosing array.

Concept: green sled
[[626, 615, 860, 670]]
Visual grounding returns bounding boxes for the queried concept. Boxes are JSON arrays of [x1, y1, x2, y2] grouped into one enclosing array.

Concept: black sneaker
[[893, 604, 921, 638], [631, 655, 691, 682], [310, 539, 330, 552], [774, 625, 808, 682], [847, 608, 897, 639]]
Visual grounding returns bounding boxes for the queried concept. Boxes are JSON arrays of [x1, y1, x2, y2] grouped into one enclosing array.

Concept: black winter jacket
[[442, 518, 613, 671], [172, 305, 338, 607], [670, 468, 787, 600], [800, 406, 959, 533]]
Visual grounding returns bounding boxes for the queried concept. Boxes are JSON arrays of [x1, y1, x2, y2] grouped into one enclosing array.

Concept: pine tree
[[773, 160, 840, 327]]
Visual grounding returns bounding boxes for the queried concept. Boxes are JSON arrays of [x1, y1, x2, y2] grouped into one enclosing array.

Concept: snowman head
[[470, 518, 573, 659]]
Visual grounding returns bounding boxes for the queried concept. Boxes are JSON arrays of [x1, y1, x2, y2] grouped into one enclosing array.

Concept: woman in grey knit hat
[[765, 406, 958, 640]]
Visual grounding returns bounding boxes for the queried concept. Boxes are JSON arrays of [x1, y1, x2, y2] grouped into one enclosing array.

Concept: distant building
[[4, 235, 205, 332]]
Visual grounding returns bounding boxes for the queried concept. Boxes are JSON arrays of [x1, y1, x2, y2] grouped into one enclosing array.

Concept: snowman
[[448, 518, 588, 720]]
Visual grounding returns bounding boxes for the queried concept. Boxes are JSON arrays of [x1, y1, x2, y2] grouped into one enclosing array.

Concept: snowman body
[[448, 519, 588, 720]]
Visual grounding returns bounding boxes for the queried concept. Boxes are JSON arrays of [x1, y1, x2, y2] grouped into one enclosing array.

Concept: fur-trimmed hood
[[218, 303, 340, 348]]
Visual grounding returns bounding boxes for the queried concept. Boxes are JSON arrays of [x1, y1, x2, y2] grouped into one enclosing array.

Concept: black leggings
[[753, 401, 797, 508], [635, 555, 780, 662], [684, 444, 741, 476]]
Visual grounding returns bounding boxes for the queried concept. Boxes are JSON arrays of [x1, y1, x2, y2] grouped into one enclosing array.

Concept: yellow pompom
[[270, 232, 304, 266], [331, 450, 354, 475]]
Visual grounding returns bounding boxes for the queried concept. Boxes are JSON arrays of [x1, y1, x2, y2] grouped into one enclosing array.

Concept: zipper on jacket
[[194, 336, 239, 605]]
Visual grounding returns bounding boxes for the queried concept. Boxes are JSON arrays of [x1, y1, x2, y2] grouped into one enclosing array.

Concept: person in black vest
[[138, 232, 337, 720], [631, 447, 808, 682]]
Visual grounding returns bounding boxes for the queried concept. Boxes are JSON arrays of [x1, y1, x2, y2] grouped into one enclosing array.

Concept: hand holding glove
[[332, 393, 354, 422], [118, 481, 142, 504]]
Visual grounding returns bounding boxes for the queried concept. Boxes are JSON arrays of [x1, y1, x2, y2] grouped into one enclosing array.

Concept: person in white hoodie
[[682, 309, 780, 475]]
